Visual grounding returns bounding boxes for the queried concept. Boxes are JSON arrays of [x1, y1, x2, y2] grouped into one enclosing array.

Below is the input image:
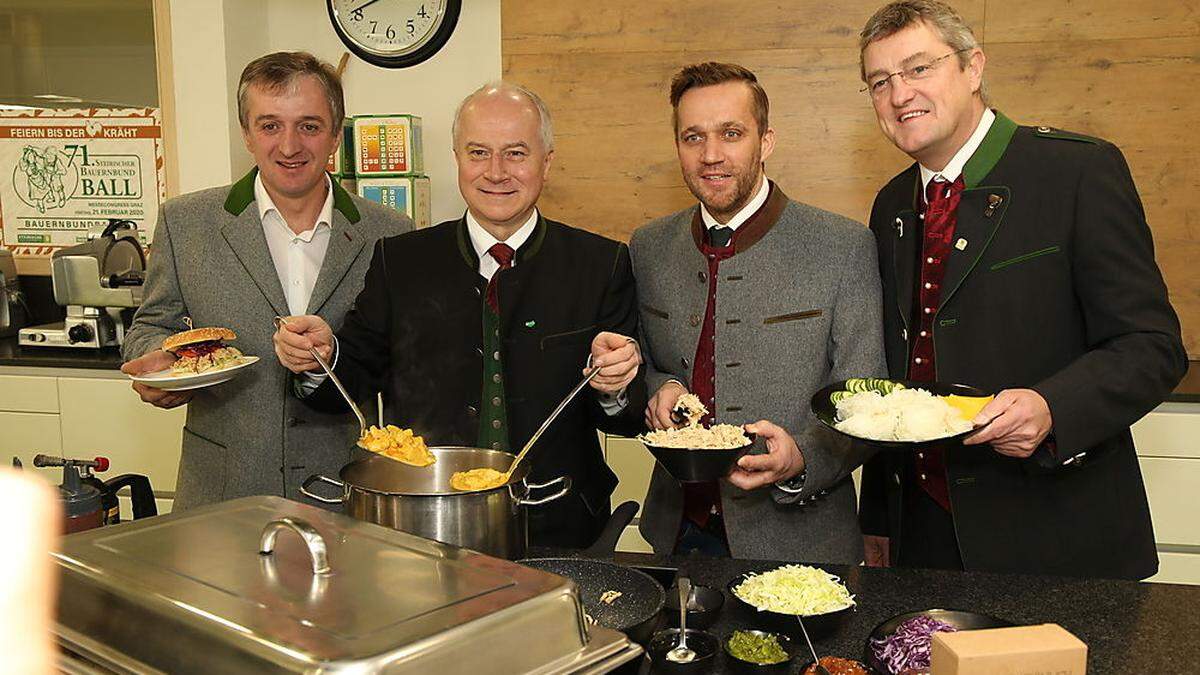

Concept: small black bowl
[[864, 608, 1014, 674], [646, 628, 719, 674], [810, 379, 992, 451], [726, 573, 854, 639], [640, 432, 757, 483], [724, 629, 798, 674], [664, 581, 725, 629], [797, 656, 872, 675]]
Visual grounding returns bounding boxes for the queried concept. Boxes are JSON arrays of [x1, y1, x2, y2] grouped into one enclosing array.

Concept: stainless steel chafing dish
[[52, 496, 641, 674]]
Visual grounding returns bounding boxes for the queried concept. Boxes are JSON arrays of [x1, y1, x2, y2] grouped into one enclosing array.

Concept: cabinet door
[[0, 375, 59, 413], [0, 411, 63, 484], [58, 377, 185, 493]]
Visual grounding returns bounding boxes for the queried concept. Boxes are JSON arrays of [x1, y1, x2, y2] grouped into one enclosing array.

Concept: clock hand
[[348, 0, 387, 15]]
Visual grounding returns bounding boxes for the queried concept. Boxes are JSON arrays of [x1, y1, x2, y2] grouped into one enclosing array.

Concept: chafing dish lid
[[52, 496, 579, 667]]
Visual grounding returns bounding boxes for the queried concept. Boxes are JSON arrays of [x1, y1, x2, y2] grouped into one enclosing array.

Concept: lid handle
[[258, 517, 331, 575]]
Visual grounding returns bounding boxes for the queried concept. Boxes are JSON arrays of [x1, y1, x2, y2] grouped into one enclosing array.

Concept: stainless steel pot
[[301, 446, 570, 559]]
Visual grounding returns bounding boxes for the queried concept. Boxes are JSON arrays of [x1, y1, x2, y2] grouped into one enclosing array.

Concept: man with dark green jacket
[[857, 1, 1186, 579]]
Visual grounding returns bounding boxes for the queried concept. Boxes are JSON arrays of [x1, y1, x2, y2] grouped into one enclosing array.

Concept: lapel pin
[[894, 216, 904, 238], [984, 194, 1003, 217], [525, 320, 536, 329], [955, 238, 968, 251]]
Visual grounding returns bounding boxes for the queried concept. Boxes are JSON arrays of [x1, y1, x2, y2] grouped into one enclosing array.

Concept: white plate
[[128, 356, 260, 391]]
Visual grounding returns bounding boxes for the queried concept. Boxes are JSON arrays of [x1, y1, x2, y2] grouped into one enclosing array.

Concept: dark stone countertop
[[529, 550, 1200, 674], [0, 335, 123, 370]]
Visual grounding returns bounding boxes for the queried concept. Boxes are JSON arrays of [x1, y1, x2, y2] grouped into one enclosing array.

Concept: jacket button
[[680, 357, 689, 369], [689, 314, 701, 327], [287, 417, 303, 427], [698, 271, 707, 283]]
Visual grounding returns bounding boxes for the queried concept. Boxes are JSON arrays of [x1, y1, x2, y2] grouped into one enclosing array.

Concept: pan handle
[[300, 474, 348, 505], [517, 475, 572, 506]]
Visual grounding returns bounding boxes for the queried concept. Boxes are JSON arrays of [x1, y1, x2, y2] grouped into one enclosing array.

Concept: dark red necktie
[[485, 243, 514, 313]]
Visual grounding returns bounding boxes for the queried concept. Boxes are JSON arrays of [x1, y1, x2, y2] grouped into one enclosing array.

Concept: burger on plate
[[162, 327, 244, 376]]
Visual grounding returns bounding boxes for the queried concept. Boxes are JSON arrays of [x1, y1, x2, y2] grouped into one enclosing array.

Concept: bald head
[[452, 82, 554, 153]]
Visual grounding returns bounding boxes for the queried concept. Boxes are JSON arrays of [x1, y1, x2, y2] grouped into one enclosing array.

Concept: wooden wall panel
[[984, 1, 1200, 42], [503, 1, 1200, 356]]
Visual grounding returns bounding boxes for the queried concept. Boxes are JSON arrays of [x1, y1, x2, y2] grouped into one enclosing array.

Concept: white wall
[[164, 0, 501, 222]]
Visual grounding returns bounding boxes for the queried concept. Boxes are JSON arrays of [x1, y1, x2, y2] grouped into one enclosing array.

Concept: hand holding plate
[[962, 388, 1052, 458]]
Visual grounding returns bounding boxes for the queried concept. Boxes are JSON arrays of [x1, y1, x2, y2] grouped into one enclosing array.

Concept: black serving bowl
[[640, 432, 757, 483], [724, 629, 798, 674], [864, 608, 1014, 674], [726, 573, 854, 639], [810, 379, 992, 451], [664, 581, 725, 629], [646, 628, 719, 674]]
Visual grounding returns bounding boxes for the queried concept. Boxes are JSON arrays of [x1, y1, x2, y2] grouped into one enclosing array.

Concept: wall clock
[[327, 0, 462, 69]]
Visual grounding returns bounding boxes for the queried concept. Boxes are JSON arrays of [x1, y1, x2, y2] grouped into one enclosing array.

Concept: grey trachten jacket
[[630, 185, 885, 563], [124, 169, 411, 509]]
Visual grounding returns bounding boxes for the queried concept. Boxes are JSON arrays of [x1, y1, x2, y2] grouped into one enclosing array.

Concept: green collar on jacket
[[455, 212, 548, 270], [222, 167, 361, 223], [962, 110, 1018, 189]]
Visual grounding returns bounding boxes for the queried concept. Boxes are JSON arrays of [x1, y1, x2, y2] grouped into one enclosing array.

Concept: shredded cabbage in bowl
[[733, 564, 855, 615]]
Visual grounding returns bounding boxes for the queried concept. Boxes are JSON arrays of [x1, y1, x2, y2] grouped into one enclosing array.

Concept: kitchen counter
[[0, 335, 123, 370], [532, 550, 1200, 674]]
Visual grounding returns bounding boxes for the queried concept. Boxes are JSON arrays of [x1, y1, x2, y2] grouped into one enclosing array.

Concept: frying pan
[[519, 501, 665, 645]]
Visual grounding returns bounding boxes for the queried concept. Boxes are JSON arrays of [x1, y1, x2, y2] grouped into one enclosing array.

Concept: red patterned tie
[[485, 243, 515, 313]]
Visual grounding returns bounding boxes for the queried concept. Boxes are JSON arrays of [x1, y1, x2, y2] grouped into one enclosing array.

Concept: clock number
[[369, 20, 378, 34], [350, 8, 363, 21], [418, 5, 429, 19], [406, 19, 415, 35], [386, 24, 396, 39]]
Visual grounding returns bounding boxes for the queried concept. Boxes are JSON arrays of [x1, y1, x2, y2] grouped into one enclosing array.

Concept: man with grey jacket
[[121, 52, 411, 509], [631, 62, 885, 562]]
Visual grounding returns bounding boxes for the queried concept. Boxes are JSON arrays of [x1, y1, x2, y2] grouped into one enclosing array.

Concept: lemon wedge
[[941, 394, 994, 423]]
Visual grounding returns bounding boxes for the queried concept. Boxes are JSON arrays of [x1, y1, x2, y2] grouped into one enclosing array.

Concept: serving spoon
[[798, 616, 832, 675], [273, 316, 367, 438], [501, 364, 600, 481], [667, 577, 697, 663]]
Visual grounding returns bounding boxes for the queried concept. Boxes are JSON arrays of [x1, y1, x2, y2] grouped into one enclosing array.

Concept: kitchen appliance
[[52, 495, 642, 674], [31, 453, 157, 532], [18, 219, 145, 349], [0, 248, 29, 337], [302, 446, 570, 559]]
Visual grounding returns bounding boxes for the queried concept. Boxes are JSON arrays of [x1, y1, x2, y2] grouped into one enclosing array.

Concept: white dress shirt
[[258, 173, 334, 316], [262, 174, 334, 394], [466, 208, 538, 279], [700, 173, 770, 233], [919, 108, 996, 193]]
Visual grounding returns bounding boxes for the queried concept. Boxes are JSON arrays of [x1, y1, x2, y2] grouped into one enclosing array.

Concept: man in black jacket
[[856, 0, 1186, 579], [273, 83, 645, 548]]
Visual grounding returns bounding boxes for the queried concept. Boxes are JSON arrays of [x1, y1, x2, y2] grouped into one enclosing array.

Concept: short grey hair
[[859, 0, 989, 103], [451, 81, 555, 152], [237, 51, 344, 129]]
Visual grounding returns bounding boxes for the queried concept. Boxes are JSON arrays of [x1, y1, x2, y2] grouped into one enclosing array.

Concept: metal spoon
[[667, 577, 697, 663], [797, 616, 831, 675], [274, 316, 366, 438], [501, 365, 600, 482]]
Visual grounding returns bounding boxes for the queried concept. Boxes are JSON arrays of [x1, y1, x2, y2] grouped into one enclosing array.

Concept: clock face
[[327, 0, 461, 68]]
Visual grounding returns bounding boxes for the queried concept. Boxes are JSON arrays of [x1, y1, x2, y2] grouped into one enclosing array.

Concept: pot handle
[[300, 474, 348, 505], [517, 475, 572, 506]]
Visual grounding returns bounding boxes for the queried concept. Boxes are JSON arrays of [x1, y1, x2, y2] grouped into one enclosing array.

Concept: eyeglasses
[[861, 48, 972, 99]]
